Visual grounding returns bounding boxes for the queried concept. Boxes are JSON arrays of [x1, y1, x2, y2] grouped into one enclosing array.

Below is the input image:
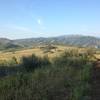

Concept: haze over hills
[[14, 35, 100, 47], [0, 35, 100, 50], [0, 38, 22, 50]]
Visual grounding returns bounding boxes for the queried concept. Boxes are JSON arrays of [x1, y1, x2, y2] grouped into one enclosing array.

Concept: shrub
[[21, 54, 50, 72], [54, 50, 89, 68]]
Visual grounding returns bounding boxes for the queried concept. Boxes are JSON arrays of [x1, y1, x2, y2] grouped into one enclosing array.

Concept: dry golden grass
[[0, 45, 76, 61], [0, 45, 100, 63]]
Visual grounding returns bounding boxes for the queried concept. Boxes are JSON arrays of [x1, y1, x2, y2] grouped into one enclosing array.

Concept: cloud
[[12, 26, 32, 33], [0, 24, 33, 34], [37, 18, 46, 30], [37, 19, 42, 25]]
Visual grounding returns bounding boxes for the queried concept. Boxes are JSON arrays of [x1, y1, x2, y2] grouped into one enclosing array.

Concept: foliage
[[54, 50, 89, 68], [21, 54, 51, 72], [0, 50, 92, 100]]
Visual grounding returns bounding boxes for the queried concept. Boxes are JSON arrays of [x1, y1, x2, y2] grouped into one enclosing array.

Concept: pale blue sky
[[0, 0, 100, 39]]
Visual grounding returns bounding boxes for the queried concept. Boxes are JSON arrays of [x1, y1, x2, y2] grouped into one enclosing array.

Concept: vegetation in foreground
[[0, 49, 92, 100]]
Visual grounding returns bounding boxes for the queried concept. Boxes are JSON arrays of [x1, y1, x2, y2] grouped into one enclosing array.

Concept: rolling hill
[[0, 38, 22, 50], [0, 35, 100, 50], [15, 35, 100, 48]]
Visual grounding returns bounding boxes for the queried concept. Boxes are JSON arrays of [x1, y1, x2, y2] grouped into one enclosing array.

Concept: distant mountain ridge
[[0, 35, 100, 50], [15, 35, 100, 48]]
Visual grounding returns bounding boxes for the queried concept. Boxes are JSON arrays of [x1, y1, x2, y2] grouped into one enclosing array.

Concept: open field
[[0, 45, 82, 61], [0, 44, 100, 68], [0, 45, 100, 63], [0, 46, 93, 100], [0, 45, 100, 99]]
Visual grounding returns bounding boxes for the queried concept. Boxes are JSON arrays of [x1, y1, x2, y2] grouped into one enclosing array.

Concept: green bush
[[54, 51, 89, 69], [21, 54, 51, 72]]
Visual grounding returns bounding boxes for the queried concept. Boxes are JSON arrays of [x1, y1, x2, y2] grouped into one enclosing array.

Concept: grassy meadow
[[0, 45, 98, 63], [0, 45, 99, 100]]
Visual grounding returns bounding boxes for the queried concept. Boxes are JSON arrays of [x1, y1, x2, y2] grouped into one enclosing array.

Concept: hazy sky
[[0, 0, 100, 39]]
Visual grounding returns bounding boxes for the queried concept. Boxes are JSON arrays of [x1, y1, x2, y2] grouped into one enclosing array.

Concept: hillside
[[0, 49, 92, 100], [15, 35, 100, 48], [0, 38, 22, 50], [0, 35, 100, 50]]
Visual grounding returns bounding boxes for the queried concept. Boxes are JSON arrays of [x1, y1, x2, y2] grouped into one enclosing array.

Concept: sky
[[0, 0, 100, 39]]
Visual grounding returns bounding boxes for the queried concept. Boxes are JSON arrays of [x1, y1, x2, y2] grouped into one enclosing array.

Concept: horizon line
[[0, 34, 100, 40]]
